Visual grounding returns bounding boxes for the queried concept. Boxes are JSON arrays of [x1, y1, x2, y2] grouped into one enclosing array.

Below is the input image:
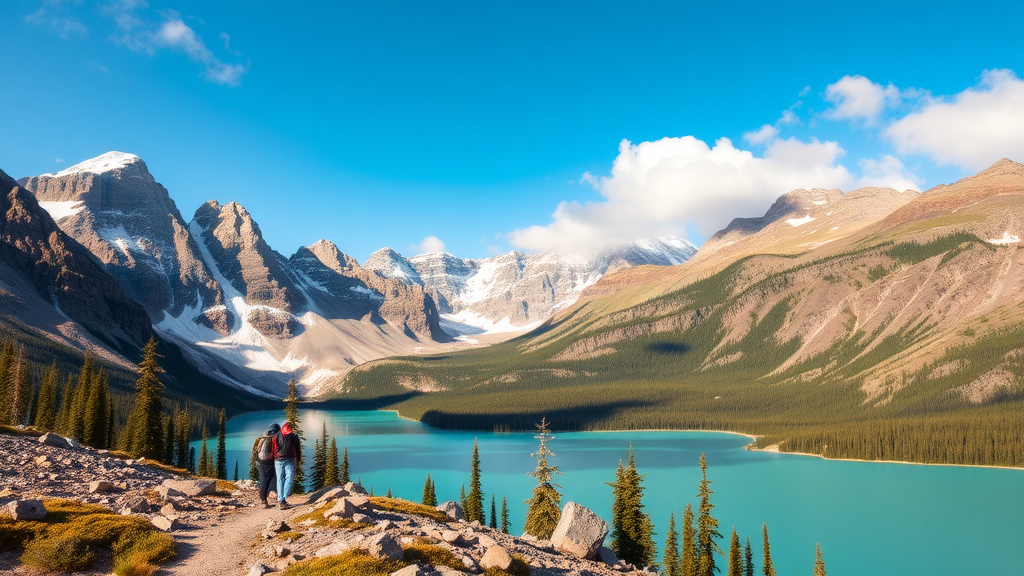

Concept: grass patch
[[106, 450, 192, 476], [403, 543, 464, 570], [291, 502, 372, 530], [370, 497, 449, 522], [277, 531, 303, 541], [0, 499, 174, 575], [281, 549, 406, 576], [484, 554, 532, 576], [0, 424, 43, 437]]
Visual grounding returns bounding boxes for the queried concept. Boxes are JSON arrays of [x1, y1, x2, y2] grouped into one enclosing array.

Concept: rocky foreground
[[0, 431, 643, 575]]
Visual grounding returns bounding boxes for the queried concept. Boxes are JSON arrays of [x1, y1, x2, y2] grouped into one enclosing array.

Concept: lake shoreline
[[357, 409, 1024, 472]]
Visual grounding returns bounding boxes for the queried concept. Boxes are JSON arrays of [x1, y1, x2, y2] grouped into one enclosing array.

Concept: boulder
[[597, 546, 618, 565], [308, 485, 349, 503], [120, 496, 150, 515], [314, 540, 359, 558], [89, 480, 117, 494], [155, 485, 187, 499], [64, 437, 82, 449], [151, 515, 180, 532], [159, 502, 180, 516], [352, 513, 371, 524], [480, 545, 514, 571], [377, 519, 397, 531], [324, 499, 357, 520], [266, 519, 290, 532], [477, 534, 497, 548], [273, 545, 290, 558], [440, 530, 464, 545], [161, 479, 216, 497], [437, 568, 464, 576], [347, 494, 371, 510], [436, 500, 465, 521], [389, 566, 425, 576], [5, 499, 46, 521], [247, 563, 272, 576], [366, 532, 403, 561], [38, 432, 71, 449], [550, 501, 608, 559], [344, 481, 368, 495]]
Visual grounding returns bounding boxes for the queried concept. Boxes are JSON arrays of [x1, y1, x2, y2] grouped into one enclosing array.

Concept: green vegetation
[[523, 418, 562, 539], [281, 550, 404, 576], [122, 338, 166, 460], [485, 555, 532, 576], [696, 453, 721, 576], [609, 446, 655, 568], [422, 474, 437, 506], [402, 543, 464, 570], [466, 438, 485, 523], [369, 497, 449, 522], [331, 234, 1024, 467], [813, 544, 827, 576], [0, 499, 175, 576], [284, 379, 307, 493], [216, 408, 228, 479]]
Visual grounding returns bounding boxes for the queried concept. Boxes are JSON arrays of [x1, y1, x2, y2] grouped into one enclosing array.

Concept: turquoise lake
[[205, 409, 1024, 576]]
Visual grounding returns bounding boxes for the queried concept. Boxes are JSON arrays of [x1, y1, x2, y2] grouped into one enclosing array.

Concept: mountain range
[[6, 151, 695, 396]]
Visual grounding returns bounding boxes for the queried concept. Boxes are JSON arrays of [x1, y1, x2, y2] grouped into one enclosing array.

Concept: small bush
[[484, 554, 532, 576], [281, 549, 406, 576], [20, 535, 95, 572], [291, 502, 373, 530], [370, 497, 449, 522], [403, 543, 464, 570]]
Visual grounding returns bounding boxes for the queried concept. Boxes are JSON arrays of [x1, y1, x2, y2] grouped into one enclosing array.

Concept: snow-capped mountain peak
[[43, 151, 144, 178]]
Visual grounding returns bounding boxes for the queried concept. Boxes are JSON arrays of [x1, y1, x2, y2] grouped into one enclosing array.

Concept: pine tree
[[490, 495, 498, 529], [697, 453, 722, 576], [664, 512, 681, 576], [681, 503, 697, 576], [69, 352, 94, 440], [4, 347, 32, 426], [466, 438, 485, 523], [33, 362, 59, 431], [762, 524, 776, 576], [56, 374, 75, 435], [429, 479, 437, 507], [500, 495, 510, 534], [422, 474, 435, 505], [340, 446, 350, 484], [728, 528, 742, 576], [164, 413, 176, 465], [123, 338, 165, 459], [105, 393, 115, 450], [524, 418, 563, 539], [198, 424, 211, 477], [234, 460, 239, 481], [0, 341, 14, 424], [188, 446, 195, 472], [283, 379, 306, 493], [813, 544, 827, 576], [609, 446, 656, 568], [744, 537, 754, 576], [83, 368, 108, 447], [459, 485, 467, 511], [175, 411, 190, 468], [386, 487, 392, 498], [216, 408, 228, 479], [325, 438, 341, 486], [310, 423, 329, 491]]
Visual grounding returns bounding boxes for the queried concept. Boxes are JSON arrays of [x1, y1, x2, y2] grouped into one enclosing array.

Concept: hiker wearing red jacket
[[272, 421, 302, 509]]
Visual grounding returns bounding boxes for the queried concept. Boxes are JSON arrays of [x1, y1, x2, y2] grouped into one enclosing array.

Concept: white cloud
[[25, 8, 88, 39], [102, 2, 247, 86], [743, 124, 778, 145], [884, 69, 1024, 170], [856, 155, 921, 192], [825, 75, 900, 124], [778, 110, 799, 126], [413, 236, 445, 254], [508, 135, 855, 252]]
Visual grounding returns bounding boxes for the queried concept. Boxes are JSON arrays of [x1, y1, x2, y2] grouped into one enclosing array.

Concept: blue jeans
[[275, 458, 296, 502]]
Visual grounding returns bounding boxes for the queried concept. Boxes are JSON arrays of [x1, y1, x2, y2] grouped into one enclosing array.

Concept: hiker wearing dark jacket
[[272, 421, 302, 509], [251, 423, 279, 508]]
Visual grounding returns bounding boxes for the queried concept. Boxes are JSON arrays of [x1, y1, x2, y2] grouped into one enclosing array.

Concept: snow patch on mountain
[[988, 231, 1020, 245], [37, 201, 85, 221], [43, 151, 141, 178], [786, 215, 816, 227]]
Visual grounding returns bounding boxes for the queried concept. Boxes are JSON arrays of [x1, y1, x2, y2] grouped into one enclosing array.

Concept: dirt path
[[162, 496, 309, 576]]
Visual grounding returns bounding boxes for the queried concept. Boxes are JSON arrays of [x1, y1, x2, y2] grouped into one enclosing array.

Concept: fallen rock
[[120, 496, 150, 515], [151, 515, 180, 532], [266, 519, 290, 533], [480, 545, 514, 570], [89, 480, 117, 494], [436, 500, 465, 521], [344, 481, 368, 495], [598, 546, 618, 566], [162, 479, 216, 497], [366, 532, 404, 561], [550, 501, 608, 559], [38, 432, 71, 449], [5, 499, 46, 520]]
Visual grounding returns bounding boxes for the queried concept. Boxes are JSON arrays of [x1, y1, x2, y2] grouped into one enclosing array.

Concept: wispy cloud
[[102, 1, 248, 86], [25, 8, 88, 39]]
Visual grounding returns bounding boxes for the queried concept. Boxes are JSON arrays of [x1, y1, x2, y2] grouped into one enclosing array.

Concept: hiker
[[252, 423, 279, 508], [272, 420, 302, 509]]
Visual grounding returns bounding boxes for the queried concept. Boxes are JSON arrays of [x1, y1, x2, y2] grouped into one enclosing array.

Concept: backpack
[[256, 435, 273, 461]]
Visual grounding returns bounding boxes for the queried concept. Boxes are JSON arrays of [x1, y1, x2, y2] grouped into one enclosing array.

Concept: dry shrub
[[20, 534, 95, 572], [402, 543, 464, 570], [281, 549, 406, 576]]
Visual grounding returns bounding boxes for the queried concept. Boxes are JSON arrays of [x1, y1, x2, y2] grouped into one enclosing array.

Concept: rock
[[314, 539, 359, 558], [34, 455, 48, 465], [160, 503, 180, 516], [247, 563, 273, 576], [151, 515, 180, 532], [477, 534, 497, 548], [344, 481, 368, 495], [89, 480, 116, 494], [162, 479, 216, 497], [441, 530, 464, 545], [460, 554, 479, 572], [5, 499, 46, 520], [308, 485, 349, 503], [155, 485, 187, 499], [266, 519, 290, 532], [324, 499, 357, 520], [437, 567, 464, 576], [598, 546, 619, 566], [436, 500, 465, 521], [377, 519, 397, 531], [38, 432, 71, 449], [64, 437, 82, 449], [550, 501, 608, 560], [352, 513, 371, 524], [366, 532, 404, 561], [347, 494, 371, 510], [389, 566, 424, 576], [120, 496, 150, 515], [273, 545, 290, 558], [480, 545, 514, 571]]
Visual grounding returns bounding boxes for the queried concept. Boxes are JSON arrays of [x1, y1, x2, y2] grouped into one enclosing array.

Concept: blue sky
[[2, 1, 1022, 260]]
